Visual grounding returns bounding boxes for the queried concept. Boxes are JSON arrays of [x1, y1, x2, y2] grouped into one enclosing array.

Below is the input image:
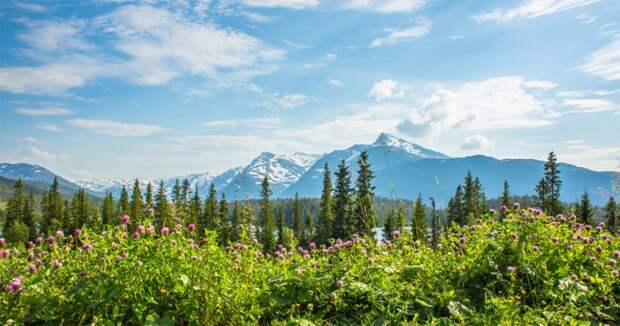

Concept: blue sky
[[1, 0, 619, 180]]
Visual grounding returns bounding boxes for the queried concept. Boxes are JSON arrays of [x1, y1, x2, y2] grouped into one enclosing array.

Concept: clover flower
[[499, 205, 508, 213], [392, 230, 401, 239], [161, 227, 170, 236], [55, 230, 64, 238], [188, 224, 196, 232], [335, 280, 345, 289], [120, 215, 130, 224], [506, 266, 517, 273]]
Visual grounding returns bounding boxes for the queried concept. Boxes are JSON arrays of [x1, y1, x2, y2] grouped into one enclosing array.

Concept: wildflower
[[335, 280, 345, 289], [161, 227, 170, 236], [459, 236, 466, 245], [614, 251, 620, 258], [120, 215, 130, 224], [74, 228, 82, 237], [392, 230, 401, 239], [613, 270, 619, 277], [294, 268, 303, 274], [499, 205, 508, 213], [137, 225, 145, 234], [171, 239, 177, 245], [28, 264, 37, 273], [80, 271, 87, 278], [35, 237, 43, 245], [47, 236, 55, 244], [5, 276, 24, 293], [571, 273, 578, 281], [506, 266, 517, 273], [252, 238, 258, 246], [55, 230, 64, 238], [26, 241, 33, 249], [188, 224, 196, 232], [0, 238, 5, 247], [469, 225, 476, 232], [175, 224, 183, 230], [511, 233, 518, 241], [489, 208, 496, 214], [146, 225, 155, 235], [552, 237, 558, 243], [52, 259, 62, 268], [147, 207, 155, 214], [131, 232, 140, 239], [532, 246, 540, 252], [609, 259, 617, 266], [591, 256, 597, 262], [83, 243, 93, 250], [309, 242, 317, 251], [601, 295, 609, 303], [328, 292, 337, 301], [512, 203, 520, 210], [596, 245, 603, 253]]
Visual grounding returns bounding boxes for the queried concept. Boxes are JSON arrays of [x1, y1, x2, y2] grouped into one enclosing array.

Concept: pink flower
[[55, 230, 64, 238], [309, 242, 317, 251], [47, 236, 55, 244], [511, 233, 518, 241], [489, 208, 496, 214], [512, 203, 520, 210], [609, 259, 617, 266], [0, 238, 5, 247], [294, 268, 303, 274], [252, 238, 258, 246], [147, 207, 155, 214], [601, 295, 609, 303], [175, 224, 183, 230], [120, 215, 130, 224], [571, 273, 578, 281], [499, 205, 508, 213], [506, 266, 517, 273], [392, 230, 401, 239], [188, 224, 196, 232], [328, 292, 337, 301], [614, 251, 620, 258], [131, 232, 140, 239], [74, 228, 82, 237], [26, 241, 33, 249], [52, 259, 62, 268], [161, 227, 170, 236], [596, 245, 603, 253], [28, 264, 37, 273], [532, 246, 540, 252], [590, 256, 597, 262], [83, 243, 93, 250], [146, 225, 155, 234], [137, 225, 146, 234], [552, 237, 558, 243], [335, 280, 344, 289], [35, 237, 43, 245], [119, 224, 127, 231], [459, 236, 466, 245]]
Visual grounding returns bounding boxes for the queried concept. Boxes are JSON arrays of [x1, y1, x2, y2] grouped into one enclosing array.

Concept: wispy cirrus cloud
[[473, 0, 602, 23], [66, 119, 165, 137], [370, 18, 431, 47], [343, 0, 426, 13], [15, 107, 72, 116], [579, 39, 620, 81]]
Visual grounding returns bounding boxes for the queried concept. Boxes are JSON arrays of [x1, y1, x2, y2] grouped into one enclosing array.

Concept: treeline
[[1, 151, 619, 250]]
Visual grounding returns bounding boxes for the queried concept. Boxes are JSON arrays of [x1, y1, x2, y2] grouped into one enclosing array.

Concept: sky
[[0, 0, 619, 181]]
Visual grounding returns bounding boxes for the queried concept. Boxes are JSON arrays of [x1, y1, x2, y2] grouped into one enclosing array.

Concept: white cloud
[[556, 89, 620, 97], [238, 11, 274, 23], [15, 107, 71, 116], [36, 123, 64, 132], [328, 79, 344, 87], [473, 0, 602, 23], [343, 0, 425, 13], [260, 93, 310, 109], [576, 14, 596, 24], [579, 39, 620, 81], [450, 35, 464, 40], [204, 117, 282, 129], [562, 98, 616, 113], [66, 119, 165, 137], [18, 20, 94, 53], [238, 0, 320, 9], [14, 2, 46, 12], [397, 76, 558, 138], [370, 18, 430, 47], [369, 79, 406, 101], [523, 80, 558, 90], [559, 145, 620, 171], [461, 134, 495, 150]]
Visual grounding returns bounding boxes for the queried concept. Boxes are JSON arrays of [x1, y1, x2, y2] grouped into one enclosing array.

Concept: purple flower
[[499, 205, 508, 213], [131, 232, 140, 239], [252, 238, 258, 246], [74, 228, 83, 237], [120, 215, 130, 224], [147, 207, 155, 214], [309, 242, 317, 251], [511, 233, 518, 241], [571, 273, 578, 281], [52, 259, 62, 268], [609, 259, 617, 266], [83, 243, 93, 250], [596, 245, 603, 253], [146, 225, 155, 234], [552, 237, 558, 243], [47, 236, 55, 244], [28, 264, 37, 273], [601, 295, 609, 303], [614, 251, 620, 258], [532, 246, 540, 252], [35, 237, 43, 245], [591, 256, 597, 262], [459, 236, 467, 245], [328, 292, 337, 301], [512, 203, 520, 210], [489, 208, 496, 214], [55, 230, 64, 238], [335, 280, 345, 289], [188, 224, 196, 232], [161, 227, 170, 236]]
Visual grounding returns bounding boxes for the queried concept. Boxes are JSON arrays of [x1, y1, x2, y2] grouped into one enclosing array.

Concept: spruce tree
[[463, 171, 478, 223], [448, 185, 465, 226], [396, 203, 406, 233], [172, 179, 183, 224], [101, 191, 115, 226], [276, 207, 285, 245], [5, 179, 25, 236], [203, 184, 218, 231], [317, 163, 335, 244], [231, 202, 242, 241], [154, 181, 171, 228], [383, 208, 396, 241], [145, 182, 154, 209], [188, 185, 201, 226], [130, 179, 143, 223], [604, 196, 618, 234], [544, 151, 563, 215], [258, 177, 276, 252], [354, 151, 376, 238], [72, 188, 90, 229], [63, 200, 72, 232], [578, 190, 594, 225], [218, 194, 230, 245], [535, 179, 548, 210], [412, 194, 427, 242], [500, 180, 512, 208], [333, 160, 354, 239], [292, 193, 304, 241], [42, 177, 64, 234], [304, 210, 314, 244], [430, 197, 439, 248], [117, 185, 130, 219], [23, 191, 36, 240]]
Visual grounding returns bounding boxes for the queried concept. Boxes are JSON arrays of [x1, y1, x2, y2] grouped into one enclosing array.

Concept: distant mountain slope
[[222, 152, 322, 200], [283, 133, 448, 197], [0, 163, 94, 197]]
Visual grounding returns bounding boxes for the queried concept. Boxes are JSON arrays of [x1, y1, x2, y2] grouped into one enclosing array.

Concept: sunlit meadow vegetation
[[1, 207, 620, 324]]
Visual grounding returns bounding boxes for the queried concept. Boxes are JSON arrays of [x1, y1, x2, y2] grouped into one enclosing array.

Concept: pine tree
[[23, 191, 36, 240], [396, 203, 406, 233], [500, 180, 512, 208], [383, 208, 396, 241], [604, 196, 618, 234], [241, 203, 255, 237], [188, 185, 201, 226], [304, 210, 314, 244], [258, 177, 276, 252], [130, 179, 143, 224], [354, 151, 376, 238], [202, 184, 218, 231], [217, 194, 230, 245], [172, 179, 183, 224], [276, 207, 285, 245], [63, 200, 72, 232], [42, 177, 64, 234], [578, 190, 593, 225], [145, 182, 154, 209], [5, 179, 25, 236], [535, 178, 548, 210], [430, 197, 439, 248], [292, 193, 304, 241], [231, 202, 242, 242], [154, 181, 171, 228], [317, 163, 335, 244], [72, 188, 90, 229], [117, 185, 130, 219], [448, 185, 465, 226], [463, 171, 478, 223], [412, 194, 427, 242], [333, 160, 354, 239], [101, 191, 115, 226], [181, 179, 191, 215], [544, 151, 563, 215]]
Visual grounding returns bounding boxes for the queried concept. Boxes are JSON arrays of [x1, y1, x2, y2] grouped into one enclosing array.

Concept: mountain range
[[1, 133, 616, 206]]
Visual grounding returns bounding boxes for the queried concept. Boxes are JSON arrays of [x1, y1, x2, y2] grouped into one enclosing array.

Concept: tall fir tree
[[145, 182, 154, 209], [543, 151, 563, 215], [292, 193, 304, 241], [317, 163, 335, 244], [258, 177, 276, 252], [188, 186, 201, 226], [500, 180, 512, 208], [101, 191, 115, 226], [535, 178, 549, 210], [429, 197, 439, 248], [71, 188, 90, 229], [383, 208, 396, 241], [217, 194, 230, 245], [276, 207, 285, 245], [577, 190, 594, 225], [117, 185, 130, 219], [604, 196, 618, 235], [63, 200, 72, 233], [463, 171, 478, 223], [154, 181, 171, 228], [130, 179, 143, 223], [304, 210, 314, 244], [231, 202, 242, 242], [412, 194, 427, 242], [354, 151, 376, 238], [448, 185, 465, 226], [333, 160, 354, 239], [202, 184, 218, 231], [43, 177, 64, 234], [23, 191, 36, 240], [5, 179, 25, 235]]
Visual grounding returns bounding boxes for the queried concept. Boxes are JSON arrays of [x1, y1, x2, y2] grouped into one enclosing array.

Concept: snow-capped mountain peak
[[372, 132, 449, 159]]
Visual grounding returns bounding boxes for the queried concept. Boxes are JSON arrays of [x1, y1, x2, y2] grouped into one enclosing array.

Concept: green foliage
[[259, 177, 276, 252], [333, 159, 354, 240], [317, 163, 334, 244], [354, 151, 376, 238], [412, 194, 427, 242], [578, 190, 594, 225], [605, 196, 618, 235], [130, 179, 144, 224], [1, 209, 619, 324]]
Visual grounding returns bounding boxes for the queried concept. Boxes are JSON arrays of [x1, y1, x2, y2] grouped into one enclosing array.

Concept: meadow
[[1, 206, 619, 325]]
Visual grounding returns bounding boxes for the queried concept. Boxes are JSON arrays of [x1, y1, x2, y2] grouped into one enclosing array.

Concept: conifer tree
[[383, 208, 396, 241], [333, 160, 354, 239], [231, 202, 242, 241], [101, 191, 114, 226], [276, 207, 285, 245], [258, 177, 276, 252], [578, 190, 593, 225], [203, 184, 218, 231], [42, 177, 64, 234], [317, 163, 335, 244], [304, 210, 314, 244], [22, 191, 36, 240], [145, 182, 154, 209], [217, 194, 230, 245], [130, 179, 143, 223], [63, 200, 72, 232], [5, 179, 25, 236], [535, 179, 549, 210], [72, 188, 90, 229], [463, 171, 478, 223], [448, 185, 465, 226], [154, 181, 171, 228], [430, 197, 439, 248], [241, 203, 255, 237], [500, 180, 512, 208], [544, 151, 563, 215], [292, 193, 304, 241], [117, 185, 130, 219], [395, 203, 406, 233], [188, 186, 201, 226], [354, 151, 376, 238], [604, 196, 618, 234], [412, 194, 427, 242]]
